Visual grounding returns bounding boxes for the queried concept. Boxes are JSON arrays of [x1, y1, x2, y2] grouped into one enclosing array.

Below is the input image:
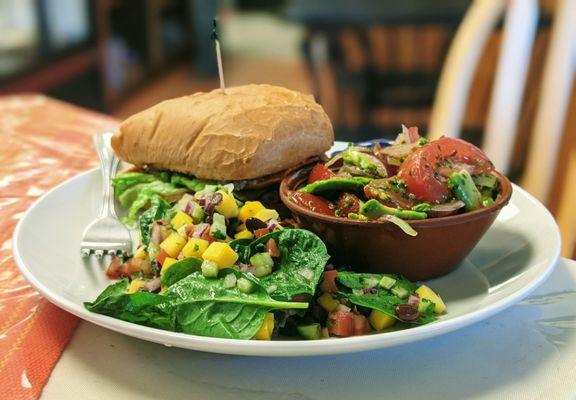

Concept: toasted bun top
[[111, 84, 334, 180]]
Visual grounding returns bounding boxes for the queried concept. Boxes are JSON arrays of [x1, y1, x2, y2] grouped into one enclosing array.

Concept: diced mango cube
[[253, 208, 279, 222], [234, 230, 254, 240], [171, 211, 193, 229], [181, 238, 209, 258], [134, 245, 147, 260], [202, 242, 238, 269], [254, 312, 275, 340], [128, 279, 146, 294], [215, 190, 239, 218], [160, 257, 178, 275], [239, 201, 266, 222], [317, 292, 340, 312], [368, 310, 396, 331], [159, 233, 187, 258], [236, 223, 246, 232], [416, 285, 446, 314]]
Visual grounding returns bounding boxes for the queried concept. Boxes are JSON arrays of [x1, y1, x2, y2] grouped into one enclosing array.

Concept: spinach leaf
[[139, 196, 172, 246], [175, 301, 266, 339], [336, 272, 386, 290], [168, 270, 307, 339], [84, 281, 176, 331], [119, 181, 185, 225], [170, 174, 214, 192], [112, 172, 157, 197], [232, 229, 329, 302], [86, 270, 309, 340], [336, 271, 433, 324], [160, 257, 203, 288]]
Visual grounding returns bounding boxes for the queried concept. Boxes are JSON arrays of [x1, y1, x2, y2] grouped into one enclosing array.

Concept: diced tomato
[[328, 311, 355, 337], [336, 192, 360, 216], [320, 270, 339, 293], [398, 137, 494, 203], [289, 191, 335, 216], [122, 258, 150, 277], [308, 163, 336, 184], [156, 249, 169, 265], [293, 294, 307, 303], [353, 314, 371, 336], [106, 257, 123, 279], [265, 239, 280, 257], [254, 228, 270, 238]]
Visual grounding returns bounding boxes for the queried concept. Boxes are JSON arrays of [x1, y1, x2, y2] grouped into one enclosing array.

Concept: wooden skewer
[[212, 19, 226, 94]]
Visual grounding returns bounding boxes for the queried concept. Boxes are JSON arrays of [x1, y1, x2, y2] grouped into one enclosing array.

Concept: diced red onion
[[151, 223, 162, 245], [184, 201, 195, 215], [204, 192, 223, 214], [146, 277, 161, 292], [408, 294, 420, 307], [192, 223, 210, 239]]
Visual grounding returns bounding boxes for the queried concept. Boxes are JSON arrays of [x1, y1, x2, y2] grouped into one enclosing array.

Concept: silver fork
[[81, 131, 132, 258]]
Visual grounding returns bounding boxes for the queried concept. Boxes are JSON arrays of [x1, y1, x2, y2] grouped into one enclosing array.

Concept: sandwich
[[111, 84, 334, 223]]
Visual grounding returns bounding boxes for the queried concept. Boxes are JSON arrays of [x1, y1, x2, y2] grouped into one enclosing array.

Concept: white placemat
[[42, 258, 576, 400]]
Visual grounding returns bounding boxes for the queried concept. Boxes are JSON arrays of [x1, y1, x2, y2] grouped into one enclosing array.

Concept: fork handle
[[94, 131, 120, 218]]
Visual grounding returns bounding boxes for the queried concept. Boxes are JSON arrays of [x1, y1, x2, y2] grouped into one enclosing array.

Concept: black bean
[[245, 217, 267, 232], [395, 304, 419, 322]]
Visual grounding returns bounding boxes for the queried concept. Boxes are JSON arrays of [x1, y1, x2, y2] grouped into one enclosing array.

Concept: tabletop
[[3, 95, 575, 400], [41, 258, 576, 400]]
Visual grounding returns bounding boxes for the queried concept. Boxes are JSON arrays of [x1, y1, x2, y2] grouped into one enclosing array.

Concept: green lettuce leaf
[[139, 196, 172, 246]]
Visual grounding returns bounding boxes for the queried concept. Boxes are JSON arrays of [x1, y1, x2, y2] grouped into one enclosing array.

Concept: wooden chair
[[428, 0, 576, 257]]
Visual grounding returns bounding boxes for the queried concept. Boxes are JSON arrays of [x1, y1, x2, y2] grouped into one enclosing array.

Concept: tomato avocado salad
[[289, 126, 501, 235], [86, 173, 445, 340]]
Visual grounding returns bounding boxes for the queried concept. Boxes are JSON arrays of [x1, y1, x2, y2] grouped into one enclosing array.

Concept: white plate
[[13, 145, 561, 356]]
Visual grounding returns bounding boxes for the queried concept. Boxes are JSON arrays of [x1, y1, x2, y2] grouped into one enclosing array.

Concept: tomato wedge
[[308, 163, 336, 184], [398, 137, 493, 203], [289, 191, 335, 216]]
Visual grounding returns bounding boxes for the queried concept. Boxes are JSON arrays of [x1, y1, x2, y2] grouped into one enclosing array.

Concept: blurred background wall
[[0, 0, 573, 226]]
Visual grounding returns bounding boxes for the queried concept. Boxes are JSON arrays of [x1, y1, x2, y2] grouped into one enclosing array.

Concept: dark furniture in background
[[288, 0, 471, 141], [0, 0, 192, 112]]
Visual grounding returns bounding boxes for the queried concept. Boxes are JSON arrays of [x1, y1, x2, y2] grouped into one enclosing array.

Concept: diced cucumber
[[363, 277, 380, 288], [379, 275, 397, 290], [201, 260, 219, 278], [418, 298, 435, 313], [473, 173, 497, 189], [210, 212, 227, 240], [297, 323, 322, 340], [223, 273, 237, 288], [391, 285, 409, 299], [191, 202, 205, 223], [237, 277, 255, 294], [250, 252, 274, 278]]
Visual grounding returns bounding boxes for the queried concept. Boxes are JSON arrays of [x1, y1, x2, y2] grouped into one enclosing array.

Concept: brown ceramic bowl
[[280, 165, 513, 280]]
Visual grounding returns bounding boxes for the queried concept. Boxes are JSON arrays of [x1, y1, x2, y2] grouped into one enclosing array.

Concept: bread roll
[[112, 84, 334, 180]]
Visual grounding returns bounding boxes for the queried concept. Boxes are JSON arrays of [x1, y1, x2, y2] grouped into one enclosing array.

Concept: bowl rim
[[280, 165, 513, 228]]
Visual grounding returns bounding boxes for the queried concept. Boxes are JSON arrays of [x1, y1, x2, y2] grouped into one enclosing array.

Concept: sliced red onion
[[427, 200, 465, 218], [402, 124, 412, 144], [192, 223, 210, 238], [380, 215, 418, 237], [197, 198, 206, 207]]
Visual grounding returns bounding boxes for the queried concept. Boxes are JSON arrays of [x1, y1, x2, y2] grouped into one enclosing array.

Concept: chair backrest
[[428, 0, 575, 204]]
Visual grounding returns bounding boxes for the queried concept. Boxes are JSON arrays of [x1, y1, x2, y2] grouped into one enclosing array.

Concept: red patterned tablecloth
[[0, 94, 118, 400]]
